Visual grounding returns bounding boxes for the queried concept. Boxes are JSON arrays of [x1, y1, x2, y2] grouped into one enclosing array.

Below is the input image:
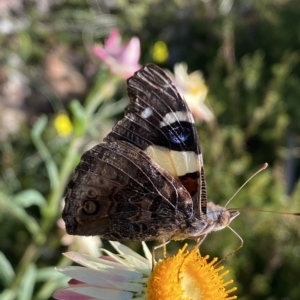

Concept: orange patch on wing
[[178, 174, 199, 197]]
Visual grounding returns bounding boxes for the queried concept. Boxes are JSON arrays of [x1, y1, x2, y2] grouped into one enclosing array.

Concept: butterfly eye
[[83, 200, 99, 215], [87, 187, 98, 199], [217, 212, 222, 224]]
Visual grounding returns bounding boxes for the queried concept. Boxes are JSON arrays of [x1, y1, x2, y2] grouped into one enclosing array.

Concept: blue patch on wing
[[167, 126, 191, 145]]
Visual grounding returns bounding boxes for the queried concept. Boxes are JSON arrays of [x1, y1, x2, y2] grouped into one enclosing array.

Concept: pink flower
[[93, 29, 141, 79]]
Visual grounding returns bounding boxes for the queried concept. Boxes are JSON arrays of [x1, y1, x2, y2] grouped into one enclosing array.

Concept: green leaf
[[0, 191, 40, 236], [69, 100, 87, 137], [35, 267, 67, 282], [84, 73, 120, 117], [31, 116, 59, 189], [0, 289, 16, 300], [0, 252, 15, 286], [17, 264, 36, 300], [13, 189, 46, 208]]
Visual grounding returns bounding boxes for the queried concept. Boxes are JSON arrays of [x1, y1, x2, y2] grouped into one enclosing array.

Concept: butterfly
[[62, 64, 239, 245]]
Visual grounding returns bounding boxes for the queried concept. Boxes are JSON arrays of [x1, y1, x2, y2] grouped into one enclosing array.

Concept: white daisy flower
[[53, 241, 151, 300], [53, 242, 237, 300]]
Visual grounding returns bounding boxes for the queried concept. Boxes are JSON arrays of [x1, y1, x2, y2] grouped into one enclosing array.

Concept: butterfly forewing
[[105, 64, 207, 216]]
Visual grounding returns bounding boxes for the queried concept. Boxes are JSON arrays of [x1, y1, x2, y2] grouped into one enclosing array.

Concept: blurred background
[[0, 0, 300, 299]]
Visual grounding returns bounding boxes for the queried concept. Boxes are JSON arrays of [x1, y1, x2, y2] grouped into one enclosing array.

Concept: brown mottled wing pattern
[[63, 64, 209, 241], [63, 140, 193, 241], [105, 64, 207, 216]]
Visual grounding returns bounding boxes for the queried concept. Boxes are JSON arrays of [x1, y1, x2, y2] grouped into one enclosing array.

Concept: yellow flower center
[[147, 245, 237, 300]]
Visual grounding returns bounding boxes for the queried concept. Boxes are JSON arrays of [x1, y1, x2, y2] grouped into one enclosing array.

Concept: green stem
[[41, 137, 81, 233], [11, 137, 81, 294]]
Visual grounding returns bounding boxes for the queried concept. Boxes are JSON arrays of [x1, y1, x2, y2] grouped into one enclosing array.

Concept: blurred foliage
[[0, 0, 300, 299]]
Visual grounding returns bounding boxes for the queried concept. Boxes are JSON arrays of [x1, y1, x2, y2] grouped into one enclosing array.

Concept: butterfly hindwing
[[63, 140, 194, 241]]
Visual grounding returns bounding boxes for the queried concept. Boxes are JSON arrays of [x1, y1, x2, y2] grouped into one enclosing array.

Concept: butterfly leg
[[152, 240, 170, 269], [163, 244, 167, 258], [196, 234, 207, 248]]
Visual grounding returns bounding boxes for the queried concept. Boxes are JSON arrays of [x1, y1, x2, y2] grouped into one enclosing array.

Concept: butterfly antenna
[[228, 207, 300, 216], [225, 163, 268, 208], [215, 226, 244, 266]]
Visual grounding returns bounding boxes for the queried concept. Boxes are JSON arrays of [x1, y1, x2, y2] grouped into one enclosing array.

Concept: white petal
[[57, 266, 144, 293], [110, 242, 151, 267], [66, 285, 133, 300], [64, 252, 102, 268], [64, 252, 142, 279], [103, 278, 143, 293], [121, 255, 151, 274], [57, 266, 107, 284], [74, 236, 101, 257], [141, 242, 152, 264], [57, 266, 123, 286], [101, 249, 150, 276]]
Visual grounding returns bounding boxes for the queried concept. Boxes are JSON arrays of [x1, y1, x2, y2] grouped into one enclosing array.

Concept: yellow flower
[[54, 113, 73, 136], [147, 244, 237, 300], [152, 41, 169, 63]]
